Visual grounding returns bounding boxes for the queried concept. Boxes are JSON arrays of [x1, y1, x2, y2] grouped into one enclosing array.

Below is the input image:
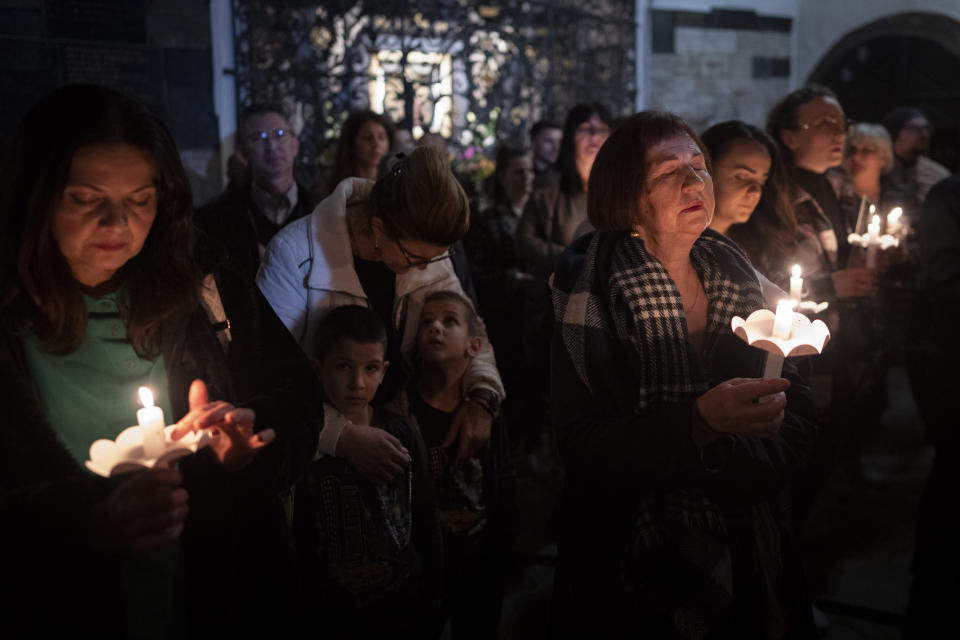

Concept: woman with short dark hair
[[551, 110, 818, 638], [0, 85, 320, 637]]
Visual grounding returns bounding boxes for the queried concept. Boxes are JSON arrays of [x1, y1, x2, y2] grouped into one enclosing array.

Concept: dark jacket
[[292, 409, 443, 637], [0, 238, 321, 638], [194, 181, 314, 280]]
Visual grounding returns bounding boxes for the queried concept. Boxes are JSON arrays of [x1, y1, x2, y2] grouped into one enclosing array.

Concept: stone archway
[[808, 11, 960, 172]]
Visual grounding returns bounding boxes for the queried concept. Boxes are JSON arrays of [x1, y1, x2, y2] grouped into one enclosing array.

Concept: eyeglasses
[[394, 236, 455, 268], [798, 118, 854, 136], [244, 128, 290, 145]]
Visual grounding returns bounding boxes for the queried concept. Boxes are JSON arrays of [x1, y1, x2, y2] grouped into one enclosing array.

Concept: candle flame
[[888, 207, 902, 222], [791, 264, 802, 278], [869, 204, 876, 214], [138, 386, 154, 409]]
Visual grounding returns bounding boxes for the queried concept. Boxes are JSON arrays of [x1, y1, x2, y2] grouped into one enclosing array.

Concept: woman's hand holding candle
[[89, 467, 189, 553], [693, 377, 790, 446], [170, 379, 275, 471], [831, 267, 877, 299]]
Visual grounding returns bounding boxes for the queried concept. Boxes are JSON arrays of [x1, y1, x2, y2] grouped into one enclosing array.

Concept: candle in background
[[866, 214, 881, 268], [853, 195, 867, 237], [790, 264, 803, 301], [772, 299, 795, 341], [137, 386, 166, 458], [887, 206, 903, 236]]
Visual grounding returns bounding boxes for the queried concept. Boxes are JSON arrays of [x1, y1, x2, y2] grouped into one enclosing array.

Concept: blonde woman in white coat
[[258, 146, 504, 482]]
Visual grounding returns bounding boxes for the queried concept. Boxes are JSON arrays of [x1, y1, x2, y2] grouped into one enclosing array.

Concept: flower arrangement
[[452, 108, 500, 211]]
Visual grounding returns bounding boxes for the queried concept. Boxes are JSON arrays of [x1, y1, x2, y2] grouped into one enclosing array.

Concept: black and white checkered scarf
[[553, 228, 768, 638]]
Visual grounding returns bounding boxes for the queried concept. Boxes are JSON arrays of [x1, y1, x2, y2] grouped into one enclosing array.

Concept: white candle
[[137, 386, 166, 458], [789, 264, 803, 301], [887, 206, 902, 236], [772, 299, 794, 341], [866, 214, 881, 267]]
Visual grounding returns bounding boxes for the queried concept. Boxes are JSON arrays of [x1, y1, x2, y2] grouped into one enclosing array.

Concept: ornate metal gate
[[232, 0, 636, 192]]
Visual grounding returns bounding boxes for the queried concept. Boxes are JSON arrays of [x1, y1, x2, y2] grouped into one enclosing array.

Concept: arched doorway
[[808, 12, 960, 173]]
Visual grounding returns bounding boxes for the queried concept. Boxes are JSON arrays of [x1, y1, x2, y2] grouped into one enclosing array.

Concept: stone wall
[[646, 7, 792, 135], [0, 0, 222, 204]]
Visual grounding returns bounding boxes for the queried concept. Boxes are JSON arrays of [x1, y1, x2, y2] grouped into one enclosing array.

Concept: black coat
[[0, 240, 321, 638], [194, 182, 314, 280]]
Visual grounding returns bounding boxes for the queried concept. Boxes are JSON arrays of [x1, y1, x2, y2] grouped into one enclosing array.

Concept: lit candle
[[789, 264, 803, 301], [772, 299, 794, 341], [137, 387, 166, 458], [866, 214, 881, 268], [887, 206, 902, 236]]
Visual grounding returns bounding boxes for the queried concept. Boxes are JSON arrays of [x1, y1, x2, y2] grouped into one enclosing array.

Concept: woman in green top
[[0, 85, 320, 637]]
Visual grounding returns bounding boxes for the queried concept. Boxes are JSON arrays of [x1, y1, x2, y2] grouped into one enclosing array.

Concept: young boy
[[293, 305, 441, 638], [410, 291, 515, 639]]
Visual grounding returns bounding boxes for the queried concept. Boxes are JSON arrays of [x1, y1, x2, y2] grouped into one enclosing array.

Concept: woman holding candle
[[765, 85, 877, 304], [842, 124, 902, 207], [767, 86, 889, 527], [550, 111, 818, 638], [0, 85, 319, 637]]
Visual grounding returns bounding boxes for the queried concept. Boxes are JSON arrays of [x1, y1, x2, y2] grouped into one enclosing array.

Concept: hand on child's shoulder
[[337, 422, 411, 485]]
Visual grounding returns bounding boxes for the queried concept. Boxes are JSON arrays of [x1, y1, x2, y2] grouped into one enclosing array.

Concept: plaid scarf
[[552, 228, 768, 639]]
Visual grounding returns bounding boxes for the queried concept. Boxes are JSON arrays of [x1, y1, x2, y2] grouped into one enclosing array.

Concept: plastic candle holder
[[731, 307, 831, 388], [86, 425, 212, 477], [848, 213, 899, 268]]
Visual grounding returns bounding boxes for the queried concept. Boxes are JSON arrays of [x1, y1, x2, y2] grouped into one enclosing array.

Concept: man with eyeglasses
[[195, 102, 314, 279], [883, 106, 950, 203]]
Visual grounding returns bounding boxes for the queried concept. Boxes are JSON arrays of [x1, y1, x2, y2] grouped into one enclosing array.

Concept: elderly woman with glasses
[[550, 110, 818, 638], [843, 123, 921, 218], [258, 146, 505, 479]]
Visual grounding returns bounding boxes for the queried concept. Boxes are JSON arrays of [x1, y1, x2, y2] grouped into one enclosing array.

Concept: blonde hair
[[370, 145, 470, 246], [846, 123, 894, 172]]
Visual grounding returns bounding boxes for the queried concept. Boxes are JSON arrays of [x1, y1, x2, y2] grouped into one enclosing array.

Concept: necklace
[[684, 282, 701, 314], [377, 466, 413, 549], [682, 267, 702, 315]]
